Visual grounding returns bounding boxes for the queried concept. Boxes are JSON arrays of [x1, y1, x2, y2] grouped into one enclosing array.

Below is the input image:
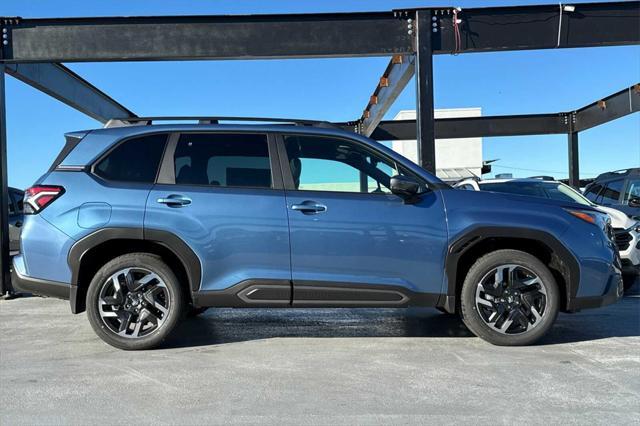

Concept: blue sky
[[2, 0, 639, 188]]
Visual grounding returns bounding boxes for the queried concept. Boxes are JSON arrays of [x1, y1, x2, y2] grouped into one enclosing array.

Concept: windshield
[[480, 181, 592, 206]]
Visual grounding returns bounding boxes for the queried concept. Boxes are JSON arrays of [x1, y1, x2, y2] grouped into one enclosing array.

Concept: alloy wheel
[[475, 264, 548, 335], [98, 267, 171, 339]]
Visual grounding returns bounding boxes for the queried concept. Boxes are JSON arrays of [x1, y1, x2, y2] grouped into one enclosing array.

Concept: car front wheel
[[86, 253, 185, 350], [460, 249, 559, 346]]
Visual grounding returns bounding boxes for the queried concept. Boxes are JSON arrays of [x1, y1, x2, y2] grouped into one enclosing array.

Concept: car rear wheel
[[460, 249, 559, 346], [86, 253, 185, 350]]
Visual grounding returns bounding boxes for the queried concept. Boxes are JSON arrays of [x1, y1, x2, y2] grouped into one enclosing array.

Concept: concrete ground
[[1, 284, 639, 425]]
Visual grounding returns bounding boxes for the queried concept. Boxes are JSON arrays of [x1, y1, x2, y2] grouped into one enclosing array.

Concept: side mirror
[[629, 197, 640, 208], [390, 175, 421, 203]]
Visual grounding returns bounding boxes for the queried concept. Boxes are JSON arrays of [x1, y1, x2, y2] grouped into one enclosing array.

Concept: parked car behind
[[583, 168, 640, 220], [454, 177, 639, 290], [8, 187, 24, 254]]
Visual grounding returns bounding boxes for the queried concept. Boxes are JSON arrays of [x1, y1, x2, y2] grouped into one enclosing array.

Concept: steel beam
[[434, 113, 569, 139], [362, 113, 569, 140], [415, 10, 436, 172], [0, 64, 10, 295], [358, 55, 415, 137], [349, 113, 569, 140], [574, 84, 640, 132], [0, 13, 413, 63], [434, 1, 640, 54], [1, 2, 637, 63], [351, 83, 639, 141], [4, 63, 135, 123]]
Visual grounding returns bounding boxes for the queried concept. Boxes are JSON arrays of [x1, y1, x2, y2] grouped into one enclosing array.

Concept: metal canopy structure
[[1, 1, 639, 294]]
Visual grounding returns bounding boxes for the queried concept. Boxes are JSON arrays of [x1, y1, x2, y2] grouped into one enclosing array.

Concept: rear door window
[[173, 133, 272, 188], [94, 134, 168, 183]]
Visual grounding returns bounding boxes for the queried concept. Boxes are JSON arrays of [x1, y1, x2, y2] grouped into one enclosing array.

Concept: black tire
[[86, 253, 185, 350], [460, 249, 559, 346]]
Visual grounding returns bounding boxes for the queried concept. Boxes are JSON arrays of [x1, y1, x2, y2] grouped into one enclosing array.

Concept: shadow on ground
[[164, 281, 640, 349]]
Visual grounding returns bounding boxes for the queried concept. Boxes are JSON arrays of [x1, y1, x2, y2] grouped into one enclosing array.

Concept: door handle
[[291, 201, 327, 214], [157, 195, 192, 207]]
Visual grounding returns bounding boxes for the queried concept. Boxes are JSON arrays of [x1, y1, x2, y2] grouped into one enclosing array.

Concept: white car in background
[[455, 178, 640, 290]]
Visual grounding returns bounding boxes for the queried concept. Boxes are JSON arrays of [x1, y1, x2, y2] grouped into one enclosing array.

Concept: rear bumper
[[11, 268, 70, 301], [567, 271, 623, 312]]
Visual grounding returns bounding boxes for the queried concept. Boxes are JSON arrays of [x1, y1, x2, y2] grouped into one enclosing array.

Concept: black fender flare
[[442, 226, 580, 312], [67, 227, 201, 313]]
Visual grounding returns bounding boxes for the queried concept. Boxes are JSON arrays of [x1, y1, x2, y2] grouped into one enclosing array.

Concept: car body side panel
[[286, 189, 448, 295], [145, 184, 291, 292], [14, 214, 76, 283], [442, 189, 619, 298], [18, 171, 153, 284]]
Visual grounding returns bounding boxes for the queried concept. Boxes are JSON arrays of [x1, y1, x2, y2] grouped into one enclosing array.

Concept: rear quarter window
[[94, 134, 168, 183]]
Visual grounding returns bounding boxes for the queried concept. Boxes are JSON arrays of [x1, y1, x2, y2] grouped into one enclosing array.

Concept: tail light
[[24, 185, 65, 214]]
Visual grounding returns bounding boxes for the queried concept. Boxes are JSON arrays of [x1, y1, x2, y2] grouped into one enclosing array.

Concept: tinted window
[[10, 191, 23, 213], [284, 135, 415, 194], [95, 134, 168, 183], [541, 183, 591, 206], [599, 179, 623, 204], [584, 183, 602, 202], [174, 133, 271, 188]]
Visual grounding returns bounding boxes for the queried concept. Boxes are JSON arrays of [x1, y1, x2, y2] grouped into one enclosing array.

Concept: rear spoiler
[[47, 131, 90, 172]]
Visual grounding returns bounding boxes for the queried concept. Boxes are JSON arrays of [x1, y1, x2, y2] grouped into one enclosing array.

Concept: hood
[[444, 187, 600, 211]]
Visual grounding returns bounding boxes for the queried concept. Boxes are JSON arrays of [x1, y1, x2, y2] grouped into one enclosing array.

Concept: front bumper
[[567, 270, 623, 312]]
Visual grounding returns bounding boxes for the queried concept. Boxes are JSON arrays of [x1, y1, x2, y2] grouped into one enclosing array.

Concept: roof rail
[[103, 116, 341, 129], [595, 168, 640, 179]]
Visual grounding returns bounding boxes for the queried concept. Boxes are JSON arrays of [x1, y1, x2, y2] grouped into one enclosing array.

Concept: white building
[[391, 108, 483, 182]]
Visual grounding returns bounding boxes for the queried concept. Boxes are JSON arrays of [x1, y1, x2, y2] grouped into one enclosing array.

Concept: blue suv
[[12, 119, 623, 349]]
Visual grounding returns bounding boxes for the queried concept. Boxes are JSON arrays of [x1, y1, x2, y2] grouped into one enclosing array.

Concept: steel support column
[[415, 10, 436, 172], [0, 64, 11, 295], [568, 130, 580, 189]]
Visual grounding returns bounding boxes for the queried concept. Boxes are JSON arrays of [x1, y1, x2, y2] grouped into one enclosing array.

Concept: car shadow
[[163, 286, 640, 349]]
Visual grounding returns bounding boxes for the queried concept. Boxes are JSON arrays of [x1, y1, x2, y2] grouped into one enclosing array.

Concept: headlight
[[564, 208, 611, 238], [565, 209, 599, 225]]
